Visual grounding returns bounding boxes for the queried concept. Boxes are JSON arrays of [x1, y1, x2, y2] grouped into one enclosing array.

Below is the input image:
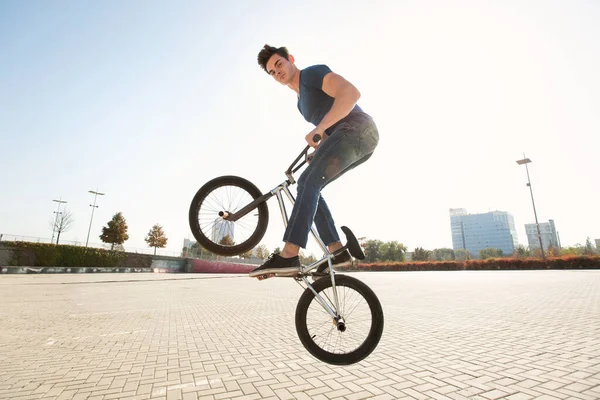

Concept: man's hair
[[257, 44, 290, 74]]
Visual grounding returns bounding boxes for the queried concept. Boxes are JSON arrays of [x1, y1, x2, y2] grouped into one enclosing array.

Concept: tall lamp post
[[516, 156, 545, 259], [51, 198, 67, 244], [86, 189, 105, 247]]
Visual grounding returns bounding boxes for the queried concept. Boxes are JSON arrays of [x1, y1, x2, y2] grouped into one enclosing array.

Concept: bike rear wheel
[[295, 275, 384, 365], [189, 175, 269, 256]]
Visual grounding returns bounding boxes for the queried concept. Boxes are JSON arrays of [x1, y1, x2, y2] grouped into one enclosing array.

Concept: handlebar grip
[[312, 133, 322, 142]]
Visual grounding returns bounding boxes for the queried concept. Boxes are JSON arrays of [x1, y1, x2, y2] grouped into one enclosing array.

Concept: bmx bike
[[188, 134, 384, 365]]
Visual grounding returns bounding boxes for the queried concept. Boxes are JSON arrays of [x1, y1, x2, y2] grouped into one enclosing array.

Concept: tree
[[546, 245, 561, 257], [188, 242, 201, 257], [299, 250, 317, 265], [190, 241, 212, 258], [273, 246, 281, 255], [379, 241, 406, 262], [584, 237, 595, 255], [479, 248, 503, 259], [432, 248, 455, 261], [181, 241, 212, 258], [100, 212, 129, 250], [181, 246, 189, 257], [255, 244, 269, 260], [513, 244, 530, 258], [49, 209, 75, 245], [412, 247, 431, 261], [455, 248, 472, 261], [530, 248, 545, 258], [363, 239, 383, 263], [219, 235, 235, 246], [240, 249, 254, 259], [145, 224, 168, 255], [561, 245, 583, 256]]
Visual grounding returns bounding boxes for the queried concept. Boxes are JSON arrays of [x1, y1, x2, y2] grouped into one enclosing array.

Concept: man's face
[[266, 54, 295, 85]]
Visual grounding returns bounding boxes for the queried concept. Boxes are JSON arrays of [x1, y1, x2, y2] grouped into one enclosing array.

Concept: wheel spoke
[[305, 282, 374, 355], [191, 181, 263, 252]]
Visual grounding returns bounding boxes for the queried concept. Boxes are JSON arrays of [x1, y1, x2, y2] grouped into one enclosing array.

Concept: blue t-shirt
[[297, 64, 365, 134]]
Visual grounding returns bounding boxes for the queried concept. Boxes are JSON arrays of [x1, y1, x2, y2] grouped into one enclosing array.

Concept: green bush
[[5, 241, 125, 268]]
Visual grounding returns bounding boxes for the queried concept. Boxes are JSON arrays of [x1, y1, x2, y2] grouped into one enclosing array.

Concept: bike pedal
[[257, 273, 276, 281]]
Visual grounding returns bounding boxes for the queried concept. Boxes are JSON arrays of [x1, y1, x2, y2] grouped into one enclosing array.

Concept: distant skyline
[[1, 1, 599, 258]]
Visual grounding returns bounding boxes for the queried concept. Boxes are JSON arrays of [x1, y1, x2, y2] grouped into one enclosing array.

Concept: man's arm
[[317, 72, 361, 132], [305, 71, 361, 148]]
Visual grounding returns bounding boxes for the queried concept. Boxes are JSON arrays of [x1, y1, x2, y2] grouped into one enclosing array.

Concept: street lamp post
[[51, 198, 67, 245], [516, 156, 545, 259], [86, 189, 105, 247]]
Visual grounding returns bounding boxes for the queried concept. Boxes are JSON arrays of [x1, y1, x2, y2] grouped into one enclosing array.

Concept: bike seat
[[341, 226, 365, 260]]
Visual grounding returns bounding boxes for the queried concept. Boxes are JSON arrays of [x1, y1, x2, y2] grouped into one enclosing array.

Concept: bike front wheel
[[189, 175, 269, 256], [295, 274, 384, 365]]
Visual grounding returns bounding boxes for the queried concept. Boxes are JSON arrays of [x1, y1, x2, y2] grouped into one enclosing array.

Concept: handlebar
[[285, 133, 323, 183]]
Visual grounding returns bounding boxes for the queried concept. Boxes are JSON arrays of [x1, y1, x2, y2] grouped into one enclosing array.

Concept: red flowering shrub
[[347, 256, 600, 272]]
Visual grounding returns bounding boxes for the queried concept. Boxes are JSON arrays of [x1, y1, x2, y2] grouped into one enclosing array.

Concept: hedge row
[[3, 241, 152, 268], [350, 255, 600, 271]]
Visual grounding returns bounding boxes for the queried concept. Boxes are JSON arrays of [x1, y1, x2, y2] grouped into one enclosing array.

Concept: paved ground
[[0, 270, 599, 400]]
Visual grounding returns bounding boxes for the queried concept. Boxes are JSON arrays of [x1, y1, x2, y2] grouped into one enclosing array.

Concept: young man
[[249, 45, 379, 278]]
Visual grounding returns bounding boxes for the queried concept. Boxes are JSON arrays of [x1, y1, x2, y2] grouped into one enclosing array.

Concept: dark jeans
[[283, 113, 379, 248]]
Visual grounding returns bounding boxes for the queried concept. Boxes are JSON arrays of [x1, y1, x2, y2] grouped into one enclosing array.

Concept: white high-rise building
[[449, 208, 518, 258], [525, 219, 559, 249]]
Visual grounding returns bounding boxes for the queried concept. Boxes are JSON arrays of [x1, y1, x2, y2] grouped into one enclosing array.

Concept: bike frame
[[223, 140, 350, 320], [270, 179, 342, 320], [236, 141, 344, 319]]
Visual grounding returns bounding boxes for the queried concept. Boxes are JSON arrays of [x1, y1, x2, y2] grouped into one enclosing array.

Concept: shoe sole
[[248, 267, 300, 278], [316, 260, 352, 276]]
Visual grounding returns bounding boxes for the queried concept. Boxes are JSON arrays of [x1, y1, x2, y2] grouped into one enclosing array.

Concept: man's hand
[[305, 127, 324, 149]]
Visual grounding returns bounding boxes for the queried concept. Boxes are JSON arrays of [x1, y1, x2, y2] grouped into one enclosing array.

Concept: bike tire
[[189, 175, 269, 256], [295, 274, 384, 365]]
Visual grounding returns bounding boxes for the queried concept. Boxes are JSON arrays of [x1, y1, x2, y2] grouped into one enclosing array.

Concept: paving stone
[[0, 271, 598, 400]]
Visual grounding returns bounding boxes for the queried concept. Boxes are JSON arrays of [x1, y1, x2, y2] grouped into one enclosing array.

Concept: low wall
[[151, 258, 186, 273], [187, 259, 255, 274], [1, 266, 152, 274]]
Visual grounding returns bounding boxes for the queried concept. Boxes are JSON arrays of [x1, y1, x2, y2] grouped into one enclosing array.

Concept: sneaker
[[249, 252, 301, 278], [315, 249, 352, 275]]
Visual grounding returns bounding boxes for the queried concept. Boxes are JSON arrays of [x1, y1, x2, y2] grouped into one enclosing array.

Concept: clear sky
[[1, 0, 599, 257]]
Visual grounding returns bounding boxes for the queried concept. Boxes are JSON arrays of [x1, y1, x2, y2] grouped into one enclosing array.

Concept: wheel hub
[[335, 317, 346, 332]]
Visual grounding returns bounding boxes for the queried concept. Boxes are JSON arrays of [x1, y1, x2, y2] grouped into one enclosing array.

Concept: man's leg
[[281, 195, 343, 257], [313, 195, 344, 252], [282, 117, 379, 252], [250, 116, 378, 276]]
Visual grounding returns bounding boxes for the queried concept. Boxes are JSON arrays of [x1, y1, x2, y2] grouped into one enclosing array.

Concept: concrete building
[[450, 208, 519, 258], [525, 220, 559, 250]]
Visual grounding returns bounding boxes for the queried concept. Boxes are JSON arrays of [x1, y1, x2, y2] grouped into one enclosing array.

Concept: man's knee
[[297, 170, 326, 191]]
